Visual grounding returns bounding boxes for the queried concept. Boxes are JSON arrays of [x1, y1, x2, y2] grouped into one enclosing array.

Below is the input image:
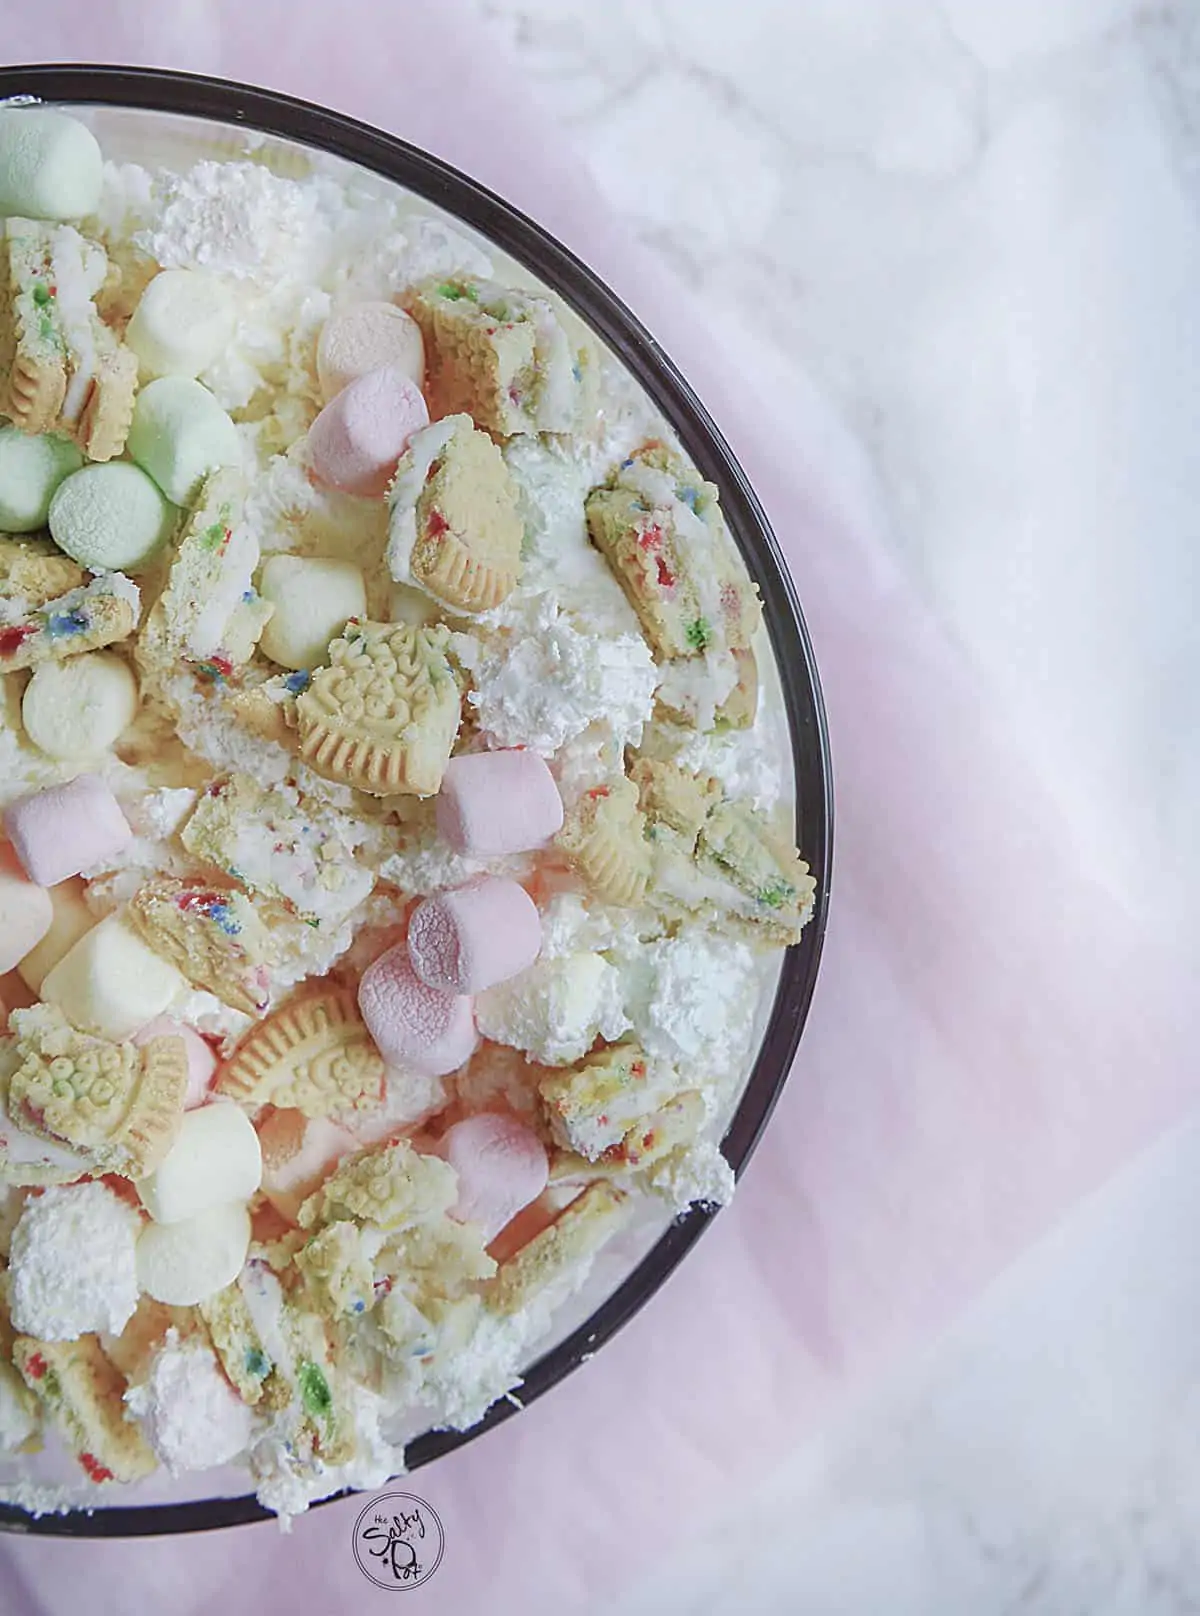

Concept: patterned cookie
[[137, 469, 272, 681], [485, 1179, 631, 1316], [549, 1087, 707, 1182], [556, 777, 652, 907], [405, 275, 593, 437], [585, 441, 761, 663], [293, 619, 462, 796], [12, 1334, 156, 1482], [0, 218, 138, 461], [0, 533, 84, 607], [697, 800, 817, 947], [387, 414, 524, 613], [297, 1139, 457, 1233], [215, 988, 385, 1117], [539, 1040, 684, 1162], [127, 878, 274, 1017], [6, 1005, 187, 1178], [0, 578, 136, 673], [631, 756, 723, 851], [199, 1278, 291, 1411]]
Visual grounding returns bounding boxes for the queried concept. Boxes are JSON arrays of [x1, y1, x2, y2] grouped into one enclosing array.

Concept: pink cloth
[[1, 6, 1194, 1615]]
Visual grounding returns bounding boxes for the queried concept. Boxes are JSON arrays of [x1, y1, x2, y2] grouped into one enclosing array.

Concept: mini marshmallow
[[136, 1200, 251, 1307], [21, 651, 140, 761], [42, 913, 186, 1041], [317, 301, 425, 401], [16, 876, 94, 993], [3, 775, 132, 887], [408, 877, 541, 994], [133, 1018, 217, 1110], [125, 269, 237, 380], [257, 554, 368, 671], [48, 461, 177, 574], [307, 365, 429, 498], [359, 943, 477, 1077], [0, 425, 83, 532], [437, 750, 564, 857], [127, 376, 241, 506], [0, 109, 103, 221], [441, 1113, 549, 1244], [0, 844, 52, 975], [138, 1101, 262, 1225]]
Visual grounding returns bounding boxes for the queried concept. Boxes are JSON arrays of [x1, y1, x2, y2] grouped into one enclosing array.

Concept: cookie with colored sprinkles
[[697, 799, 817, 947], [485, 1179, 631, 1316], [12, 1333, 157, 1483], [127, 877, 273, 1017], [215, 988, 385, 1117], [0, 532, 84, 607], [556, 776, 652, 907], [293, 619, 462, 796], [0, 581, 136, 672], [199, 1279, 291, 1410], [539, 1040, 683, 1162], [549, 1087, 708, 1182]]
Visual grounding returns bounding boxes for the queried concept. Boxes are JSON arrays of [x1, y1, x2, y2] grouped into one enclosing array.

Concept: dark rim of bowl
[[0, 64, 833, 1538]]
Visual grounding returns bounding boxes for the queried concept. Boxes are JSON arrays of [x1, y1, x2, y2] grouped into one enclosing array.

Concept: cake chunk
[[405, 275, 593, 437], [12, 1333, 156, 1482], [539, 1040, 685, 1162], [0, 571, 138, 672], [126, 877, 274, 1017], [0, 217, 138, 461]]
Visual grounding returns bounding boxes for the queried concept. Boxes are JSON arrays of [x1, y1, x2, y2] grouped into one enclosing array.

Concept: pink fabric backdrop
[[0, 4, 1194, 1612]]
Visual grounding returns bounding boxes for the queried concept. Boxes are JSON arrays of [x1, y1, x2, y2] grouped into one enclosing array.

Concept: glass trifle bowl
[[0, 65, 831, 1535]]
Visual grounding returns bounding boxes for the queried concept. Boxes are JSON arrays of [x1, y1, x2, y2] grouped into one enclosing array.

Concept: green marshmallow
[[48, 462, 178, 574], [0, 427, 84, 532], [0, 109, 104, 222], [127, 377, 241, 507]]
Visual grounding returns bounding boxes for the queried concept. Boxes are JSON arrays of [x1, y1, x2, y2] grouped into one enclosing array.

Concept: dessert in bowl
[[0, 69, 830, 1531]]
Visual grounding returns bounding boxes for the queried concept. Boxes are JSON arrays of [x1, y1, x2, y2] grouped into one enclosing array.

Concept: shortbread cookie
[[127, 878, 273, 1017], [585, 441, 761, 662], [181, 772, 375, 929], [216, 988, 385, 1117], [297, 1138, 457, 1233], [485, 1179, 631, 1316], [556, 777, 652, 907], [12, 1333, 157, 1482], [405, 275, 593, 437], [6, 1004, 187, 1178], [0, 217, 139, 461], [697, 800, 817, 947], [0, 532, 84, 606], [137, 469, 272, 680], [0, 572, 138, 672], [199, 1274, 291, 1411], [293, 619, 462, 796], [386, 414, 523, 613], [539, 1040, 685, 1162]]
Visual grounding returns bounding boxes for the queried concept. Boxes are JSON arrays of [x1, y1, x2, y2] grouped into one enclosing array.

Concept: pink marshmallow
[[3, 775, 132, 888], [358, 942, 477, 1077], [132, 1017, 217, 1110], [306, 364, 429, 498], [441, 1113, 549, 1244], [408, 877, 541, 994], [0, 844, 52, 975], [437, 750, 564, 857]]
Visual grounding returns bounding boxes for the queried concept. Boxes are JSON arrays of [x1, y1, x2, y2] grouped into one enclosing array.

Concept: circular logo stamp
[[352, 1492, 445, 1591]]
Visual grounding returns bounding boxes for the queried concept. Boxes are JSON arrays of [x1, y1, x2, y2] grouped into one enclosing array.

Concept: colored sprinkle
[[678, 485, 699, 510], [298, 1359, 333, 1422], [176, 889, 242, 936], [31, 282, 51, 306], [656, 556, 676, 589], [0, 623, 37, 657], [758, 879, 795, 911], [45, 609, 89, 638], [241, 589, 255, 603], [685, 617, 712, 651], [200, 520, 227, 552], [572, 362, 582, 383], [426, 508, 449, 540], [637, 524, 663, 554], [244, 1347, 269, 1379], [79, 1452, 114, 1484], [619, 456, 635, 470], [283, 669, 311, 695], [25, 1352, 47, 1381]]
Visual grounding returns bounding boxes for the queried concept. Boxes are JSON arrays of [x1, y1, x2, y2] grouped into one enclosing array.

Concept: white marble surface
[[461, 1, 1200, 1610]]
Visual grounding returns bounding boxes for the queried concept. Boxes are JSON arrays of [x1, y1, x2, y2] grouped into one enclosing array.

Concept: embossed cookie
[[697, 800, 817, 947], [0, 218, 139, 461], [0, 532, 84, 607], [387, 415, 523, 613], [0, 575, 137, 673], [293, 619, 462, 796], [216, 988, 385, 1117], [127, 877, 273, 1017], [539, 1040, 684, 1162], [12, 1333, 157, 1482], [556, 776, 652, 907], [6, 1005, 187, 1178], [485, 1179, 631, 1316]]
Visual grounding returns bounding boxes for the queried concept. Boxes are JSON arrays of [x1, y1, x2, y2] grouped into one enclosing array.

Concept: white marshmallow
[[127, 377, 241, 507], [0, 110, 103, 222], [257, 555, 368, 671], [317, 301, 425, 401], [138, 1101, 262, 1225], [126, 270, 236, 381], [136, 1200, 251, 1306], [16, 876, 95, 994], [0, 845, 52, 975], [41, 913, 185, 1041], [21, 652, 139, 761]]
